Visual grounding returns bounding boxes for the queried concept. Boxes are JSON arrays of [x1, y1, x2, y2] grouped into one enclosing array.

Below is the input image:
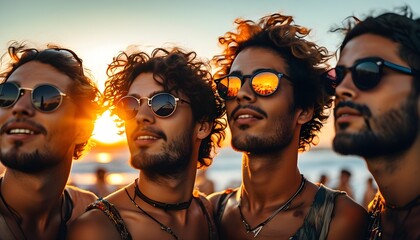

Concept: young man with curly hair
[[68, 47, 226, 240], [209, 13, 368, 239], [0, 42, 101, 240], [328, 7, 420, 239]]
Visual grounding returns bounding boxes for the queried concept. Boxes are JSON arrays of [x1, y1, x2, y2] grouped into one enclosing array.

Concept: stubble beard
[[231, 112, 295, 155], [333, 93, 418, 160], [130, 130, 194, 179], [0, 141, 61, 173]]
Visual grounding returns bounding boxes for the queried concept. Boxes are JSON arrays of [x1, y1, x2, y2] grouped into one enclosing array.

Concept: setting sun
[[92, 110, 126, 144]]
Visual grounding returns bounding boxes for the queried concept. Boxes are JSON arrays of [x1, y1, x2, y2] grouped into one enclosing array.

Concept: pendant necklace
[[134, 178, 192, 211], [238, 175, 306, 238]]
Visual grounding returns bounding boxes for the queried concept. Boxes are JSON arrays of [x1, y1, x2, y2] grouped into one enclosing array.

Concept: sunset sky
[[1, 0, 419, 147]]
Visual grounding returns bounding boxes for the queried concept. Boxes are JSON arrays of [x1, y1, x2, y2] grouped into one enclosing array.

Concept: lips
[[1, 121, 43, 135], [334, 106, 362, 119], [232, 109, 264, 121]]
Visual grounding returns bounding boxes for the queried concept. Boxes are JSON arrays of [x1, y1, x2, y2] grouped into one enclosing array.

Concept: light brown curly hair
[[213, 13, 333, 151]]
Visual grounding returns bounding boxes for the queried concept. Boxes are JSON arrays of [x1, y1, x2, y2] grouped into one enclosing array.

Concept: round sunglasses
[[116, 93, 190, 120], [0, 82, 67, 112], [214, 69, 292, 100], [323, 57, 415, 94]]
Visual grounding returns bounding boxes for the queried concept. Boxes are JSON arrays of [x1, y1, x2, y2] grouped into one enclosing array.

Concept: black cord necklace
[[125, 187, 179, 240], [134, 178, 192, 211], [238, 175, 306, 238]]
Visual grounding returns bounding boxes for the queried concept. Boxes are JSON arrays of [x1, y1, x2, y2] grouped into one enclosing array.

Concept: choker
[[134, 179, 192, 211], [238, 175, 306, 238]]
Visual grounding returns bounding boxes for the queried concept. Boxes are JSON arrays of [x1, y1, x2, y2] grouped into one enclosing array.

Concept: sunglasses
[[0, 82, 67, 112], [323, 57, 415, 94], [214, 69, 292, 100], [116, 93, 190, 120]]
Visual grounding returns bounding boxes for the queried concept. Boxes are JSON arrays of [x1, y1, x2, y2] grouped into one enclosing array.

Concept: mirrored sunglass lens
[[32, 85, 62, 112], [0, 83, 19, 107], [252, 72, 279, 96], [354, 62, 381, 90], [117, 97, 138, 120], [151, 94, 176, 117]]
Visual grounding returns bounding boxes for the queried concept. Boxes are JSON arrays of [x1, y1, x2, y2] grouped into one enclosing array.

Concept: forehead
[[6, 61, 72, 90], [230, 47, 288, 74], [128, 72, 163, 96], [338, 34, 406, 66]]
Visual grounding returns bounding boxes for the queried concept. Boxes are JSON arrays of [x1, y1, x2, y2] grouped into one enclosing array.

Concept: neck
[[366, 145, 420, 208], [241, 151, 301, 205], [137, 168, 196, 206]]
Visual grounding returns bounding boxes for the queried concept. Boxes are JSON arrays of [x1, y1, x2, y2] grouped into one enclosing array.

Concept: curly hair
[[335, 6, 420, 93], [103, 47, 226, 168], [212, 13, 333, 151], [0, 41, 102, 159]]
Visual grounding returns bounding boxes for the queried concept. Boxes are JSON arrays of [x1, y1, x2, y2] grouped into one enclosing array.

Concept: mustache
[[230, 104, 268, 119], [334, 101, 372, 118], [134, 126, 167, 141], [0, 118, 47, 135]]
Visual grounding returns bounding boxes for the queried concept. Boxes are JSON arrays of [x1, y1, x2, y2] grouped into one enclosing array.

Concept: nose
[[335, 72, 357, 101], [12, 90, 35, 117], [236, 78, 256, 104], [134, 98, 155, 125]]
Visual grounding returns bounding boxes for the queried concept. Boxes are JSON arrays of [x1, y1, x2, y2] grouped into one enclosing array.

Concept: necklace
[[238, 175, 306, 238], [125, 187, 179, 240], [134, 178, 192, 211]]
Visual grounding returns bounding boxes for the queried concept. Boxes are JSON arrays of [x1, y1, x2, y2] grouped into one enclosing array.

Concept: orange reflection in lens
[[227, 76, 241, 97], [252, 72, 278, 95]]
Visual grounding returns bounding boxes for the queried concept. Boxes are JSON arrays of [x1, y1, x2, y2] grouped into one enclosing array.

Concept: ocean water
[[71, 146, 373, 205]]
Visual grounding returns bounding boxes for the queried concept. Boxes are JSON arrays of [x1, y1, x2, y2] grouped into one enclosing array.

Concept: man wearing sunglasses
[[0, 42, 102, 239], [68, 47, 226, 240], [208, 13, 368, 239], [329, 7, 420, 240]]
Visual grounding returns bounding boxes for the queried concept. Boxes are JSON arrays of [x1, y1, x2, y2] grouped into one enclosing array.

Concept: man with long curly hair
[[68, 47, 226, 240], [0, 42, 101, 239], [209, 13, 367, 239]]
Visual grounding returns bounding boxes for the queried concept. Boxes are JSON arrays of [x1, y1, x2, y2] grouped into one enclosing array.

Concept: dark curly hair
[[0, 41, 103, 159], [212, 13, 333, 151], [335, 6, 420, 93], [103, 47, 226, 168]]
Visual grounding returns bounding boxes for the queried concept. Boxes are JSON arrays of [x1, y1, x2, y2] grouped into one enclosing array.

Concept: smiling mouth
[[136, 136, 159, 140], [8, 128, 36, 135]]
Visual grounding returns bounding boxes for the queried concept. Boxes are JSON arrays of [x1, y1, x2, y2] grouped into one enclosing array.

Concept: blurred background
[[2, 0, 417, 207]]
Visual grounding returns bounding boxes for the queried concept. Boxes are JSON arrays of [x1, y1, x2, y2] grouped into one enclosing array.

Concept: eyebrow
[[229, 68, 276, 76]]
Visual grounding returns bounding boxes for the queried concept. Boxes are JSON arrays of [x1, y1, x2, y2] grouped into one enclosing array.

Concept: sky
[[1, 0, 419, 147]]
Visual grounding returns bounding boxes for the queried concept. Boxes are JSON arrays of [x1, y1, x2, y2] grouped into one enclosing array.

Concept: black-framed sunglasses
[[214, 69, 293, 100], [323, 57, 415, 94], [116, 93, 191, 120], [0, 82, 67, 112]]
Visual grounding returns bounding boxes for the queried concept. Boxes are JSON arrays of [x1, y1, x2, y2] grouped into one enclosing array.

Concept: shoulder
[[327, 191, 368, 240], [65, 185, 98, 222], [67, 207, 122, 240], [208, 188, 237, 208]]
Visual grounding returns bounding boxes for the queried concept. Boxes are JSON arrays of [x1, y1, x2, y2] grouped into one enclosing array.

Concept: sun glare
[[92, 110, 126, 144]]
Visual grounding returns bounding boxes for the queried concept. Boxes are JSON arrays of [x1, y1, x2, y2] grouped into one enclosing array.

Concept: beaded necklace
[[238, 175, 306, 238]]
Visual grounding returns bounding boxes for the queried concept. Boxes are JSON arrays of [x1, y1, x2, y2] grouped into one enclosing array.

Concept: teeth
[[137, 136, 157, 140], [238, 114, 254, 119], [9, 129, 35, 135]]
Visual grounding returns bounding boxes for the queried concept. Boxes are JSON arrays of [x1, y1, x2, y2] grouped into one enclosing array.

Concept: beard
[[130, 130, 194, 178], [0, 141, 61, 173], [333, 93, 418, 159], [231, 106, 295, 155]]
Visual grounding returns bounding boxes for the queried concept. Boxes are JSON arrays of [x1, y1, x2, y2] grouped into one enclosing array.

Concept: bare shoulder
[[65, 185, 98, 222], [327, 194, 368, 240], [67, 209, 121, 240]]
